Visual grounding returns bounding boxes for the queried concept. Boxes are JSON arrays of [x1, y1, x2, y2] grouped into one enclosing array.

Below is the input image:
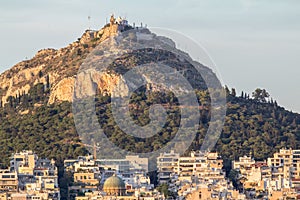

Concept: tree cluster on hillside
[[1, 84, 299, 165], [1, 44, 300, 198]]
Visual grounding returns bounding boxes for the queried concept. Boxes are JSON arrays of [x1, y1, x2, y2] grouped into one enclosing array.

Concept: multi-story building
[[0, 169, 18, 193], [291, 149, 300, 189], [97, 156, 150, 189], [32, 158, 59, 192], [267, 148, 298, 189], [176, 154, 202, 182], [65, 154, 151, 198], [232, 155, 255, 174], [157, 150, 179, 184], [10, 150, 38, 175], [65, 155, 148, 175], [185, 186, 246, 200], [233, 149, 300, 199], [158, 151, 242, 199], [160, 151, 225, 185], [74, 170, 100, 186], [174, 151, 224, 183], [0, 151, 60, 200]]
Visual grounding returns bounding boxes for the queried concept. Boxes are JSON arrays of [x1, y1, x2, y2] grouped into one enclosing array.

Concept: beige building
[[185, 187, 245, 200], [10, 150, 37, 175], [268, 189, 298, 200], [158, 151, 239, 199], [0, 169, 18, 192], [75, 173, 163, 200], [174, 152, 225, 183], [0, 193, 8, 200], [1, 151, 60, 199], [233, 149, 300, 198], [74, 171, 100, 186], [186, 187, 218, 200], [232, 155, 255, 174], [267, 148, 300, 189], [157, 151, 224, 185]]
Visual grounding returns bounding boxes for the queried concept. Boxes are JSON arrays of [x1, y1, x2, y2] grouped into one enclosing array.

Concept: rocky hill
[[0, 19, 218, 108], [0, 17, 221, 162], [0, 21, 125, 106], [0, 17, 300, 195]]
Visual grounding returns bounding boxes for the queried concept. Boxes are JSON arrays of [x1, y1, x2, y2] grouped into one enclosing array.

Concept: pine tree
[[231, 88, 236, 97], [225, 86, 230, 96], [241, 91, 244, 98]]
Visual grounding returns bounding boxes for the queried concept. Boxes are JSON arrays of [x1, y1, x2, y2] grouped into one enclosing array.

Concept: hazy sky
[[1, 0, 300, 112]]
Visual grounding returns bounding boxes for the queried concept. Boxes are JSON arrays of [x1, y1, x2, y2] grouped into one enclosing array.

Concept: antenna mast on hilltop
[[87, 9, 92, 30], [88, 15, 91, 30]]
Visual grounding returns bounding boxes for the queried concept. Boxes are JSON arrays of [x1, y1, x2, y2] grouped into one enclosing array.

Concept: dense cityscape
[[0, 1, 299, 199], [1, 149, 300, 199]]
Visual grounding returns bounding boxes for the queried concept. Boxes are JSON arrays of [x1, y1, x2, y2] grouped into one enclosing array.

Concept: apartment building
[[0, 170, 18, 193], [157, 150, 179, 184], [0, 151, 60, 200]]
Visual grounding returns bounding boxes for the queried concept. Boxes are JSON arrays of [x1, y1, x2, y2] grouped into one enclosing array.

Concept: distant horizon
[[1, 0, 299, 112]]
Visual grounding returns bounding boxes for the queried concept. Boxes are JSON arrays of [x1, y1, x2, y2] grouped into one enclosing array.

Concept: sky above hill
[[1, 0, 300, 112]]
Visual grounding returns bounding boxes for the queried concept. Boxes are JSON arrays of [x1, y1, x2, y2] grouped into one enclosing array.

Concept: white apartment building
[[157, 150, 180, 184]]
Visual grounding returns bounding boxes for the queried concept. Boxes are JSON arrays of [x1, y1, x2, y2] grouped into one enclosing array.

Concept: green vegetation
[[252, 88, 270, 103], [0, 80, 300, 198], [156, 183, 177, 199], [1, 84, 299, 168], [0, 84, 87, 200], [218, 89, 300, 162], [0, 40, 299, 198]]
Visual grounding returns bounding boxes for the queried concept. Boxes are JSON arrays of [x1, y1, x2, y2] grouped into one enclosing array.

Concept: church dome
[[103, 174, 126, 196]]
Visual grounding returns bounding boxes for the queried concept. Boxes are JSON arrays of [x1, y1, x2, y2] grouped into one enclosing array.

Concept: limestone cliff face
[[0, 20, 216, 107], [91, 71, 126, 96], [48, 77, 75, 104], [97, 24, 120, 43], [49, 71, 128, 104], [0, 23, 123, 106], [79, 24, 119, 44], [73, 71, 128, 98], [0, 60, 57, 105]]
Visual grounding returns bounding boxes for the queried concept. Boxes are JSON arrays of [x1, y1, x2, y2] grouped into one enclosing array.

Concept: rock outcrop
[[0, 64, 44, 104], [48, 77, 75, 104], [0, 21, 123, 106], [0, 17, 216, 108]]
